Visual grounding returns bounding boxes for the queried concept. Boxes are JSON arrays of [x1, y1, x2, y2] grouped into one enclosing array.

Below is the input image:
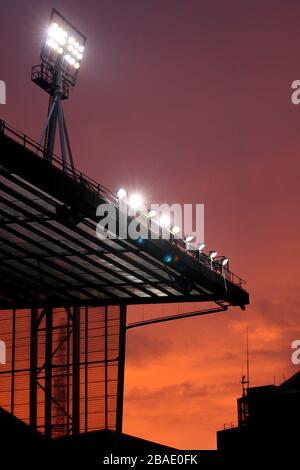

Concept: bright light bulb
[[70, 57, 75, 65], [129, 194, 143, 209], [58, 47, 63, 54], [74, 62, 80, 69], [185, 235, 194, 243], [48, 28, 60, 41], [222, 257, 229, 266], [159, 214, 170, 227], [117, 188, 127, 199], [209, 250, 218, 259], [198, 243, 205, 252], [77, 53, 83, 60], [52, 23, 59, 30], [148, 210, 156, 218], [52, 42, 58, 50], [74, 41, 79, 49], [171, 225, 180, 235], [67, 44, 73, 51], [79, 45, 84, 52]]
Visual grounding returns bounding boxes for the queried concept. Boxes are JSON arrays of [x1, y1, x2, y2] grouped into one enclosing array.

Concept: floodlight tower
[[31, 9, 86, 170]]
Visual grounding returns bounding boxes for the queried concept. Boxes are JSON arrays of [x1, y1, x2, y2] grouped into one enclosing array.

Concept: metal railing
[[0, 118, 246, 288], [222, 421, 238, 430]]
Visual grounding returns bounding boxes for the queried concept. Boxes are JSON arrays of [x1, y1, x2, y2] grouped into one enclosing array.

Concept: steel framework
[[0, 118, 249, 439]]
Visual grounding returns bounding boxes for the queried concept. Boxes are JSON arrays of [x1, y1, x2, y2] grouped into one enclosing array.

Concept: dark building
[[217, 371, 300, 464]]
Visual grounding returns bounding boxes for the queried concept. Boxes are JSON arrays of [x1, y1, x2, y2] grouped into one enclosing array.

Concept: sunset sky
[[1, 0, 300, 449]]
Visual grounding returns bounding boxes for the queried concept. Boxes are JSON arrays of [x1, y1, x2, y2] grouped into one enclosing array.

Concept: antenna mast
[[241, 328, 250, 396]]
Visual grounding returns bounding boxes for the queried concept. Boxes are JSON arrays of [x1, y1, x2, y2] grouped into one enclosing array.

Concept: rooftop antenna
[[241, 328, 250, 396], [31, 9, 86, 172]]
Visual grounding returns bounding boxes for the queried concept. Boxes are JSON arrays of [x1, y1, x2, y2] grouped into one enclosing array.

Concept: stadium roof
[[0, 119, 249, 310]]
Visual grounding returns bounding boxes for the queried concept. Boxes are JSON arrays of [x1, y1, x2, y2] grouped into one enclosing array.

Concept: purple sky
[[1, 0, 300, 448]]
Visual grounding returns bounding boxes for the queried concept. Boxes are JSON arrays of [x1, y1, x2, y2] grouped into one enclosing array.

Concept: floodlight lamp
[[185, 235, 195, 243], [117, 188, 127, 199], [171, 225, 180, 235], [129, 194, 143, 209], [159, 214, 170, 227], [148, 210, 156, 218], [198, 243, 205, 252], [222, 257, 229, 266], [209, 250, 218, 259], [41, 9, 87, 87]]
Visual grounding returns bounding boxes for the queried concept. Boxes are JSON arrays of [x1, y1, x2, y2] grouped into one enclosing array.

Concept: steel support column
[[105, 305, 108, 429], [29, 308, 38, 429], [72, 306, 80, 434], [11, 309, 16, 415], [116, 304, 127, 435], [45, 308, 53, 437]]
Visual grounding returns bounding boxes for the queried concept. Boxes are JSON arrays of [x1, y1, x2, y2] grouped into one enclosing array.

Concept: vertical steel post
[[105, 306, 108, 429], [11, 309, 16, 415], [85, 306, 88, 433], [67, 308, 70, 435], [29, 308, 38, 429], [116, 304, 127, 435], [45, 308, 53, 437], [72, 306, 80, 434]]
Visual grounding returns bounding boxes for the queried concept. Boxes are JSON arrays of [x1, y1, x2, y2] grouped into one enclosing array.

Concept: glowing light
[[46, 38, 54, 47], [185, 235, 195, 243], [148, 210, 156, 218], [163, 254, 173, 263], [129, 194, 143, 209], [209, 250, 218, 259], [222, 257, 229, 266], [117, 188, 127, 199], [198, 242, 205, 252], [171, 225, 180, 235], [159, 214, 170, 227], [42, 11, 86, 79], [48, 29, 60, 41]]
